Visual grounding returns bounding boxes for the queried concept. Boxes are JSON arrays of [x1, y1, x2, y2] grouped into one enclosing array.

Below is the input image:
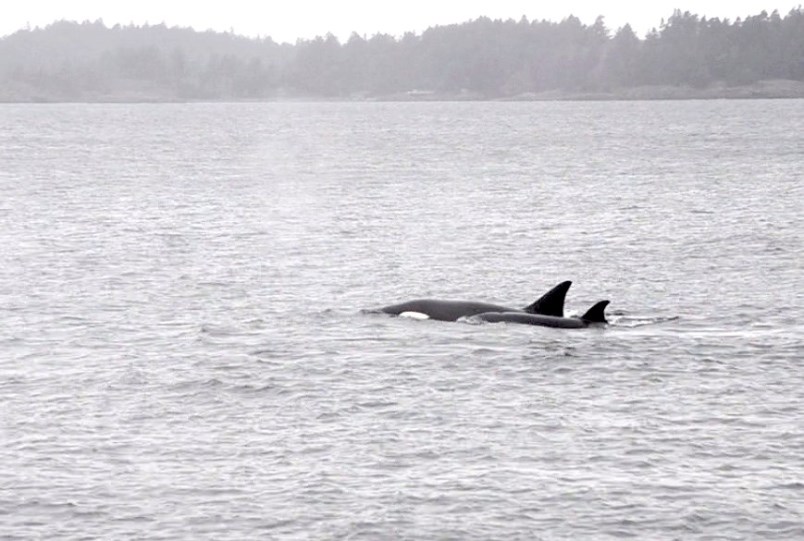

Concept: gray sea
[[1, 100, 802, 540]]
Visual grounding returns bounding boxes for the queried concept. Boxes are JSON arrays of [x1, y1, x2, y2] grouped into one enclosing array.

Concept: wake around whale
[[471, 300, 610, 328], [377, 281, 572, 322]]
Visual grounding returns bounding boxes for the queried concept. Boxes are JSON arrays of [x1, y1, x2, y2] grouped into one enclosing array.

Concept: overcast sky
[[2, 1, 797, 42]]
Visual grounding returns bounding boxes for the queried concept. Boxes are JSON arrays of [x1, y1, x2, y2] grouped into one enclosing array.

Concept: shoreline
[[1, 80, 803, 104]]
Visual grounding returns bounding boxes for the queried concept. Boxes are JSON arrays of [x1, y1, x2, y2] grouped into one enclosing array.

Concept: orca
[[377, 281, 571, 322], [471, 300, 610, 328]]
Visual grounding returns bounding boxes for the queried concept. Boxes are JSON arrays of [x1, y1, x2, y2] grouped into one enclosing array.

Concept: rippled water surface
[[1, 101, 802, 539]]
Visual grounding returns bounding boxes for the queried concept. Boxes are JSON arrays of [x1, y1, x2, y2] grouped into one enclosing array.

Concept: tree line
[[1, 8, 802, 101]]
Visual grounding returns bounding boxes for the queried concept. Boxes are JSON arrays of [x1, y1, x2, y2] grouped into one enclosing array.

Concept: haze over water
[[1, 100, 802, 539]]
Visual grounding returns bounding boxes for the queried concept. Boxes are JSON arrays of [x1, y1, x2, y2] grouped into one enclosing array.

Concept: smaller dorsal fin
[[523, 281, 571, 317], [581, 300, 609, 323]]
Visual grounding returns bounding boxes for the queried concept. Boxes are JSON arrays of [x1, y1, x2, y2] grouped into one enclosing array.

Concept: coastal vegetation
[[1, 8, 802, 101]]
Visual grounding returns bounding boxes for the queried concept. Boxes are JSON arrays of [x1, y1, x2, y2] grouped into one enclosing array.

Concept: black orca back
[[378, 281, 574, 322], [380, 299, 515, 321]]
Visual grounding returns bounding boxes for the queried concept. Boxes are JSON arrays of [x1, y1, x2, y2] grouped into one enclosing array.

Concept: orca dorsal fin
[[581, 300, 609, 324], [523, 281, 572, 317]]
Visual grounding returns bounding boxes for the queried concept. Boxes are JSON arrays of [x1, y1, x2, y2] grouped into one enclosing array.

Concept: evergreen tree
[[1, 10, 802, 101]]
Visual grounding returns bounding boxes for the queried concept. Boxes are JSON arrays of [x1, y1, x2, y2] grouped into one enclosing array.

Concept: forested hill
[[1, 8, 803, 102]]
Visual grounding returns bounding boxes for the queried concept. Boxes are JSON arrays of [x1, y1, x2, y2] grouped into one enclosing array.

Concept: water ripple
[[0, 101, 802, 540]]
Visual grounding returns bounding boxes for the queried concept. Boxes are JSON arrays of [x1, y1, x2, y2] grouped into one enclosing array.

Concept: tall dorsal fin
[[523, 281, 571, 317], [581, 300, 609, 323]]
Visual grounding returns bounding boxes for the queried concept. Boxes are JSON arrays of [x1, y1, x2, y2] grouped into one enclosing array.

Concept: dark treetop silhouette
[[1, 8, 802, 101]]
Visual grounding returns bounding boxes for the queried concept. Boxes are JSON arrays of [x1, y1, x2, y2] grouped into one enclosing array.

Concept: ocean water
[[0, 100, 802, 540]]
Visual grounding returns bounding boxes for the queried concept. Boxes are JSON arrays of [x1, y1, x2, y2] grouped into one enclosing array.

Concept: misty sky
[[2, 1, 797, 42]]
